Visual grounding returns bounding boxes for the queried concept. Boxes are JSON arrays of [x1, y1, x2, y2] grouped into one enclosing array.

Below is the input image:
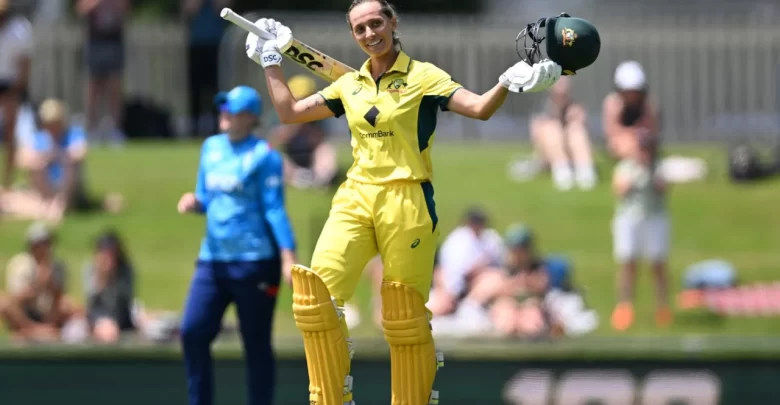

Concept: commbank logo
[[360, 130, 394, 139], [363, 105, 380, 127]]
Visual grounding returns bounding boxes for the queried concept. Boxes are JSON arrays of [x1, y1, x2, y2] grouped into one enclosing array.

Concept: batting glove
[[499, 59, 562, 93], [245, 18, 294, 68]]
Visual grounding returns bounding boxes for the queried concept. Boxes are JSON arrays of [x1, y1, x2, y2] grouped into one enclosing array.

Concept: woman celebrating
[[245, 1, 561, 404]]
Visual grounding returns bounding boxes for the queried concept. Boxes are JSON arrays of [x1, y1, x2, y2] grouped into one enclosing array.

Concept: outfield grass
[[1, 140, 779, 339]]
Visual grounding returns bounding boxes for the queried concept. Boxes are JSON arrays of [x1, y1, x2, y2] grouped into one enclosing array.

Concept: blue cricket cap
[[214, 85, 262, 115]]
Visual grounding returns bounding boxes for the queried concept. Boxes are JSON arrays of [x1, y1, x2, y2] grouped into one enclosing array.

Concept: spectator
[[5, 98, 123, 222], [610, 132, 671, 331], [76, 0, 129, 146], [426, 207, 505, 317], [269, 75, 341, 190], [602, 61, 660, 160], [82, 229, 178, 343], [527, 76, 597, 190], [0, 222, 88, 343], [182, 0, 232, 136], [0, 0, 32, 190], [489, 224, 559, 339], [82, 229, 135, 343]]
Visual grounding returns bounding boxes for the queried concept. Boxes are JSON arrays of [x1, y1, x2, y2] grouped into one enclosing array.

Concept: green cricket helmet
[[516, 13, 601, 76]]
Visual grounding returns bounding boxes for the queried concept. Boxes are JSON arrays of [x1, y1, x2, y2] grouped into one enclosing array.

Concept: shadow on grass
[[674, 310, 727, 329]]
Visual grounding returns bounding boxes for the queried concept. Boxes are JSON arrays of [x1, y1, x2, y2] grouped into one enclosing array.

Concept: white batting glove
[[499, 59, 562, 93], [245, 18, 294, 68]]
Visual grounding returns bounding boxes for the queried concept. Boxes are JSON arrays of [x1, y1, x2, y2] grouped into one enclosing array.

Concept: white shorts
[[612, 213, 670, 263]]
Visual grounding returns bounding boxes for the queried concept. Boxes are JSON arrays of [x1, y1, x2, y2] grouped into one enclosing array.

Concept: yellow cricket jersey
[[318, 51, 463, 184]]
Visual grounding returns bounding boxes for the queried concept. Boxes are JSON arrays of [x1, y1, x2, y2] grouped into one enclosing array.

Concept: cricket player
[[176, 85, 297, 405], [244, 1, 598, 403]]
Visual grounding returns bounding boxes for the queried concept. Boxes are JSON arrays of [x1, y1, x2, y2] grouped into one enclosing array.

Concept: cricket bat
[[220, 8, 355, 83]]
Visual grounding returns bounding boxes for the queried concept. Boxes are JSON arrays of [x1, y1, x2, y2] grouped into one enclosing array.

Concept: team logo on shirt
[[386, 78, 408, 94], [352, 84, 363, 95]]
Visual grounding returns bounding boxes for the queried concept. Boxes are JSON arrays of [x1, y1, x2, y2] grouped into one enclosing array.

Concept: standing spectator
[[0, 0, 32, 190], [182, 0, 232, 136], [527, 76, 597, 190], [76, 0, 130, 146], [0, 222, 88, 343], [426, 207, 505, 316], [610, 132, 671, 331], [602, 61, 660, 159]]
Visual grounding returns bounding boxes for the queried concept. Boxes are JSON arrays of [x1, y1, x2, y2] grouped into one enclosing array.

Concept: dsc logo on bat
[[284, 45, 325, 71]]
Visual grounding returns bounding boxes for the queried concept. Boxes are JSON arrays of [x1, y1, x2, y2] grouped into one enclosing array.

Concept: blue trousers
[[180, 259, 281, 405]]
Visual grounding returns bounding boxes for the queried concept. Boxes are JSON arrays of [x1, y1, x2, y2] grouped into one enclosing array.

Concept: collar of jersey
[[358, 51, 412, 81]]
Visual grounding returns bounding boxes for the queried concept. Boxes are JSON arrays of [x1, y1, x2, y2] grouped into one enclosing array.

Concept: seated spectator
[[82, 229, 179, 343], [488, 224, 559, 339], [2, 98, 124, 222], [527, 77, 597, 190], [602, 61, 660, 160], [0, 222, 88, 343], [269, 75, 341, 190], [610, 132, 671, 331], [427, 207, 505, 317], [82, 229, 136, 343]]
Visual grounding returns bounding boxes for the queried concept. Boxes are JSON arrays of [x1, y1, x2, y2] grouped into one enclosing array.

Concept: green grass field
[[1, 140, 779, 340]]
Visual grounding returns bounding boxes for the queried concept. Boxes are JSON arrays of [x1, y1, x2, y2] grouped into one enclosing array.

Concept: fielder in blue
[[177, 85, 297, 405]]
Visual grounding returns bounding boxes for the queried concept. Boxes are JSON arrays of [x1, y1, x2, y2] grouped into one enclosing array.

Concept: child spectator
[[610, 132, 672, 331]]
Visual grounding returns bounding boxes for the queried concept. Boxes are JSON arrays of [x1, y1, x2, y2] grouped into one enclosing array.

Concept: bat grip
[[220, 8, 275, 41]]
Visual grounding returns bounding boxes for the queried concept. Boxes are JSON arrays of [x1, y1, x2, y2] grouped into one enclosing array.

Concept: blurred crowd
[[0, 0, 768, 346], [0, 221, 178, 344], [0, 0, 346, 345]]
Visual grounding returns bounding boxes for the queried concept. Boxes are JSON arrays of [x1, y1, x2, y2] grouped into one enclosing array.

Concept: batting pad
[[381, 281, 442, 405], [291, 265, 354, 405]]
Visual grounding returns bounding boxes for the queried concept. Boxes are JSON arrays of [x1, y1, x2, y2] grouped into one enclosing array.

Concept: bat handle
[[220, 8, 275, 41]]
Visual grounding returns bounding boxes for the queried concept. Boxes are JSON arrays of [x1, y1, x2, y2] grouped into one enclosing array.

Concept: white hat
[[614, 60, 647, 91]]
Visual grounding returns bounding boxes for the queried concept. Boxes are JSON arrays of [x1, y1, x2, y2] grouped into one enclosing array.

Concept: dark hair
[[346, 0, 402, 51], [95, 229, 132, 271]]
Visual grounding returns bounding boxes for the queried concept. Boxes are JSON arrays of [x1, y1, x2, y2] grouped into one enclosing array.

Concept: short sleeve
[[16, 24, 33, 56], [423, 64, 463, 111], [25, 131, 51, 153], [5, 254, 36, 294], [317, 79, 345, 118], [8, 18, 33, 58], [65, 126, 88, 150]]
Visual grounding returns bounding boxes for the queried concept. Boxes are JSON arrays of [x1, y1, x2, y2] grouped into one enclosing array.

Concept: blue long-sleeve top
[[195, 134, 296, 262]]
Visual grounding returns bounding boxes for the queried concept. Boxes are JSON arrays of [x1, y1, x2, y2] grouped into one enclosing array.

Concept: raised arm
[[446, 84, 509, 121], [264, 66, 334, 125], [431, 60, 561, 122]]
